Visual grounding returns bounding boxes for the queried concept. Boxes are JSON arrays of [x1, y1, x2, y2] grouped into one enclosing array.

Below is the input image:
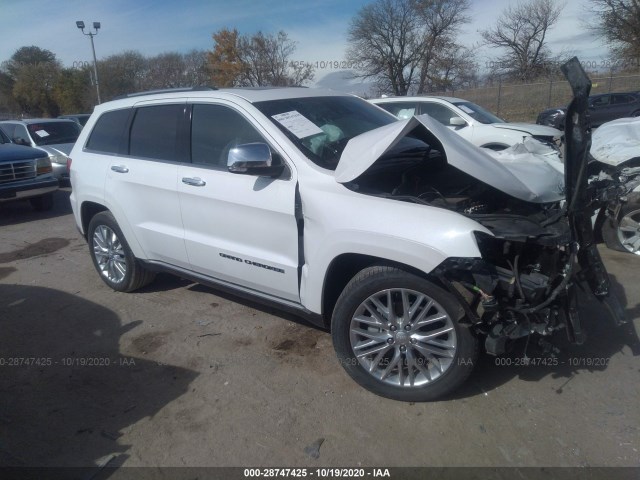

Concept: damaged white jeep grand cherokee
[[70, 59, 639, 401]]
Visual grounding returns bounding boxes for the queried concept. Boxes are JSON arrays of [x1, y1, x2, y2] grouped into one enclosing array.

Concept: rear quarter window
[[86, 109, 131, 154]]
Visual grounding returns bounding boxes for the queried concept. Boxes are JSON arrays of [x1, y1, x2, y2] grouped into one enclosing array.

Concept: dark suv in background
[[0, 128, 58, 211], [537, 91, 640, 129], [0, 119, 81, 184]]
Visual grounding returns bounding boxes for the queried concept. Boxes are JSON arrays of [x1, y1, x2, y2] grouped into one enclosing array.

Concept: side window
[[191, 104, 266, 168], [129, 104, 184, 161], [0, 124, 16, 139], [421, 103, 464, 126], [590, 95, 609, 107], [377, 102, 417, 120], [86, 109, 130, 153], [611, 94, 632, 105], [14, 124, 30, 143]]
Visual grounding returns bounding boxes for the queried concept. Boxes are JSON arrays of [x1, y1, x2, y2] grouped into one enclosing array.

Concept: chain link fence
[[434, 72, 640, 123]]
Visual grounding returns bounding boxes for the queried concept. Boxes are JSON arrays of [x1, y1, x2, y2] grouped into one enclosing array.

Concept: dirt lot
[[0, 189, 639, 469]]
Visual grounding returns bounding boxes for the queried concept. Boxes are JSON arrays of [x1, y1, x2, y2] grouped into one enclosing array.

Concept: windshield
[[27, 121, 81, 146], [254, 96, 396, 170], [451, 101, 505, 124]]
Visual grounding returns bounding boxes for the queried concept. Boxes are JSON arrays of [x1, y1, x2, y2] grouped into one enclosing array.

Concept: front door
[[178, 102, 300, 302]]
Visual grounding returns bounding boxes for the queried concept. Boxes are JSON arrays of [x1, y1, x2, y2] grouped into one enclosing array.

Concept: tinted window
[[86, 109, 130, 153], [191, 104, 266, 168], [611, 94, 634, 105], [129, 104, 184, 161], [377, 102, 417, 119], [590, 95, 609, 107], [27, 121, 80, 146]]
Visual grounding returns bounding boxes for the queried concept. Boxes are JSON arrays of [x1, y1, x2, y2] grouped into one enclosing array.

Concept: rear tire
[[30, 193, 54, 211], [331, 266, 478, 402], [87, 211, 156, 292]]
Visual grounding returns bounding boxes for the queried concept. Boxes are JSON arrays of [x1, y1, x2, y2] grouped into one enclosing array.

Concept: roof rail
[[112, 86, 217, 100]]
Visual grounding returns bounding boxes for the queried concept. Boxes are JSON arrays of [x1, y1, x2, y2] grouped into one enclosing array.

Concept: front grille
[[0, 160, 37, 184]]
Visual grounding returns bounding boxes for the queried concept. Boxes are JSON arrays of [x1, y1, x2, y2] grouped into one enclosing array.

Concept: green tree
[[1, 46, 61, 116], [97, 51, 147, 100], [53, 67, 93, 114]]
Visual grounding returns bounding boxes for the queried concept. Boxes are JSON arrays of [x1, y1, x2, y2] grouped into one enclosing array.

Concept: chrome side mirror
[[227, 143, 284, 177]]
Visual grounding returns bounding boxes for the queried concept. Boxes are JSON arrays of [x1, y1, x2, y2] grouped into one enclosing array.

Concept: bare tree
[[414, 0, 472, 93], [587, 0, 640, 67], [182, 50, 210, 86], [208, 29, 313, 87], [481, 0, 565, 81], [347, 0, 474, 96], [347, 0, 424, 96], [428, 42, 479, 92]]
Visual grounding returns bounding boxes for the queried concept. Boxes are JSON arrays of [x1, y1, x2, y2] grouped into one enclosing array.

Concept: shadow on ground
[[451, 272, 640, 399], [0, 189, 72, 228], [0, 285, 198, 469]]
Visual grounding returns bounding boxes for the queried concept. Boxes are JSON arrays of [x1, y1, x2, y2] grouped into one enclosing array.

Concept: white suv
[[371, 96, 562, 151], [70, 85, 633, 401]]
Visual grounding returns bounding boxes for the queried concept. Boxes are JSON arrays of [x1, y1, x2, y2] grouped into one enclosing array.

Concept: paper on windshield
[[458, 105, 474, 114], [35, 130, 50, 138], [272, 111, 324, 139]]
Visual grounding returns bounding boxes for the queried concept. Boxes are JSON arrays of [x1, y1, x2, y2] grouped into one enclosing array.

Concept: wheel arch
[[320, 253, 443, 326], [80, 201, 108, 239]]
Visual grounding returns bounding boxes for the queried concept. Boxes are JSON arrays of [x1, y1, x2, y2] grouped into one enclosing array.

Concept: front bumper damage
[[432, 58, 636, 355]]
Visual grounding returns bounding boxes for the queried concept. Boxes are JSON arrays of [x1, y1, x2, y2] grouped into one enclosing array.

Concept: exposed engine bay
[[343, 58, 640, 357]]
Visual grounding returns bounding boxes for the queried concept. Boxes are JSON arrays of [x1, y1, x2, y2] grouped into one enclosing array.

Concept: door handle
[[110, 165, 129, 173], [182, 177, 206, 187]]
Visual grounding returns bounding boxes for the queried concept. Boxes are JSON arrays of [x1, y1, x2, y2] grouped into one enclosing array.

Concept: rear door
[[103, 101, 189, 268], [177, 101, 300, 302]]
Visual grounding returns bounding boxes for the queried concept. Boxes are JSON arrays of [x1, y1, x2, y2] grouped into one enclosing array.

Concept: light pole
[[76, 20, 102, 104]]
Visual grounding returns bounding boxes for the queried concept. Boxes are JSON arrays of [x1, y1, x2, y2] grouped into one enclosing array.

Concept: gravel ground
[[0, 189, 638, 470]]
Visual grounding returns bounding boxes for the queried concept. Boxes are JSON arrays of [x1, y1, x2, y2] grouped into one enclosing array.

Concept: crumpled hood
[[590, 117, 640, 166], [335, 114, 565, 203], [491, 122, 561, 137], [37, 143, 73, 156], [0, 143, 48, 162]]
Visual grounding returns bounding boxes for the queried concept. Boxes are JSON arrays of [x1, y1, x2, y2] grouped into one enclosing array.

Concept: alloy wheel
[[92, 225, 128, 283], [349, 288, 457, 388]]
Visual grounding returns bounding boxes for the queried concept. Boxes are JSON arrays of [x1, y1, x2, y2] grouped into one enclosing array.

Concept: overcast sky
[[0, 0, 612, 84]]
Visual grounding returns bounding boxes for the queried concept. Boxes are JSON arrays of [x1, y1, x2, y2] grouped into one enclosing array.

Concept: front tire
[[615, 202, 640, 255], [331, 266, 478, 402], [87, 211, 156, 292], [601, 199, 640, 255]]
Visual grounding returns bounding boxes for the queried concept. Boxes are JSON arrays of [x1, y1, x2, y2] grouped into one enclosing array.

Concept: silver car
[[0, 119, 81, 183]]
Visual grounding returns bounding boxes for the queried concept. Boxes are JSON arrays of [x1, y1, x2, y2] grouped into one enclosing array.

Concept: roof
[[0, 118, 78, 125], [186, 87, 349, 103], [372, 96, 466, 103]]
